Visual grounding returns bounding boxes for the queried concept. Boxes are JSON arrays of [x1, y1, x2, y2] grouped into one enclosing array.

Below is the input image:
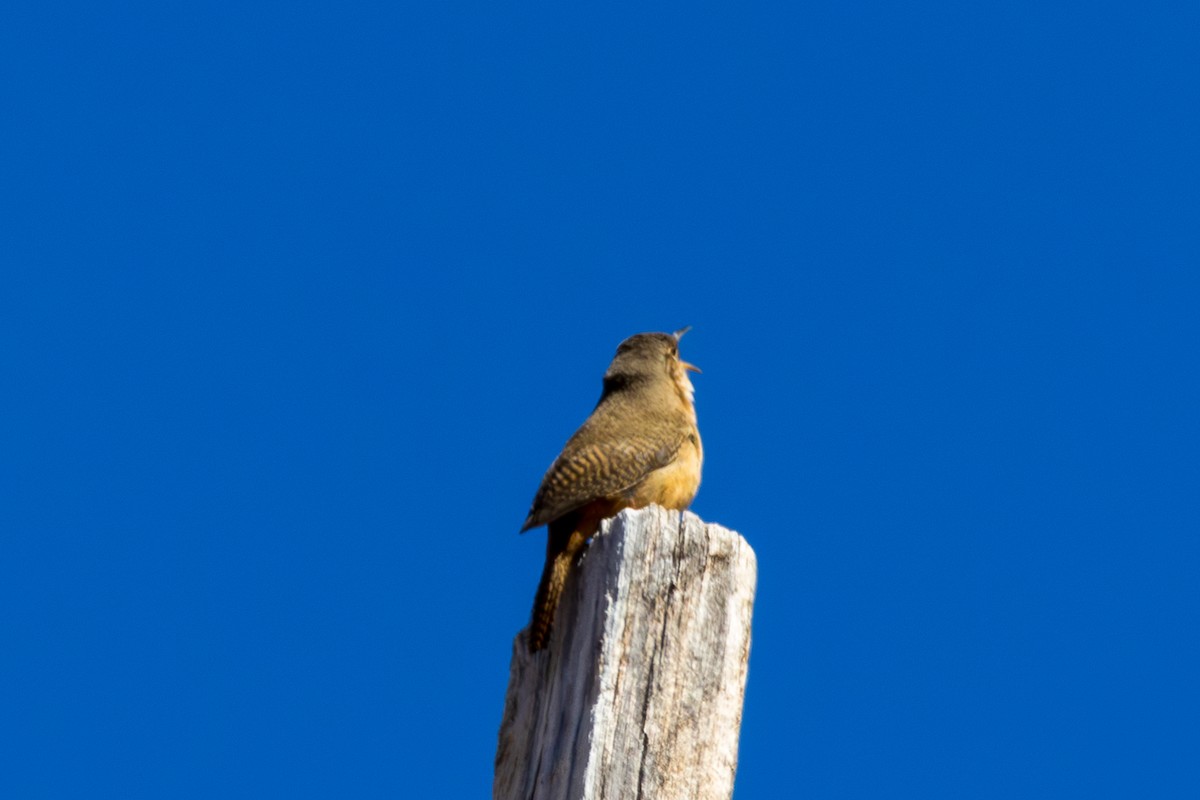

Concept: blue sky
[[3, 1, 1198, 797]]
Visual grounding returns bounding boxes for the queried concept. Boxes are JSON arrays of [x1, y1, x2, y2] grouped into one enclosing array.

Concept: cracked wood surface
[[494, 506, 757, 800]]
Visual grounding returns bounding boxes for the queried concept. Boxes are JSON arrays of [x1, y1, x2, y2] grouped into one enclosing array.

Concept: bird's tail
[[528, 552, 571, 652], [528, 522, 588, 652]]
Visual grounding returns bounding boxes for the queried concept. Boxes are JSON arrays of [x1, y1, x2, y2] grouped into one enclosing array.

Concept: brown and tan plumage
[[521, 329, 703, 651]]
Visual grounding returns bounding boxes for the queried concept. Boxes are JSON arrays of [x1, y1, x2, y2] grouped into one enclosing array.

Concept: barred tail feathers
[[527, 519, 590, 653]]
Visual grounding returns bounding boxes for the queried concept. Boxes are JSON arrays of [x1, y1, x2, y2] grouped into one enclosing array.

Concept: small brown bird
[[521, 328, 703, 652]]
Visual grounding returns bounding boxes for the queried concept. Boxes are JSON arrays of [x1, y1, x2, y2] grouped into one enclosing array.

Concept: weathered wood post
[[494, 505, 757, 800]]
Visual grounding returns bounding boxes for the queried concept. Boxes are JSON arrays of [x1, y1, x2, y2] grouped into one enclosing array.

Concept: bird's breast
[[622, 428, 703, 511]]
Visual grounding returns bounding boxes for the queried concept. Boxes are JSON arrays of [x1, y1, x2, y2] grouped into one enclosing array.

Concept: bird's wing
[[520, 429, 684, 531]]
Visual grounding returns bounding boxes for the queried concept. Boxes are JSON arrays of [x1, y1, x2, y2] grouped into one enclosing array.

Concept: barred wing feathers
[[520, 429, 683, 532]]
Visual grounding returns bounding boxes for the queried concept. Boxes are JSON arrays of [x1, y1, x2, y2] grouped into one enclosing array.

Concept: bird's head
[[603, 328, 701, 399]]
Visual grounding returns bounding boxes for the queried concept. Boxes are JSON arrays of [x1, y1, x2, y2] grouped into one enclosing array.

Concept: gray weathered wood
[[494, 506, 757, 800]]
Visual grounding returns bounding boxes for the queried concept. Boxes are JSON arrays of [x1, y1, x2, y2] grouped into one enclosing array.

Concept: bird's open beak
[[674, 328, 698, 371]]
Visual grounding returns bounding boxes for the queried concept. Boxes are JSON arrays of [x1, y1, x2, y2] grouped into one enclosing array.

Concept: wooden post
[[494, 506, 757, 800]]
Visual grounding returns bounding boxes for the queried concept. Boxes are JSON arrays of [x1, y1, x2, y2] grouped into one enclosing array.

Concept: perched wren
[[520, 328, 703, 652]]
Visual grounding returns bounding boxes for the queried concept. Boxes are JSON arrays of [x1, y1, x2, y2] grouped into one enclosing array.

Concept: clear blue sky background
[[3, 1, 1198, 797]]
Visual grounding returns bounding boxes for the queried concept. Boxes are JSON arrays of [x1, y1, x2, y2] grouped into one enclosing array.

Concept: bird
[[520, 328, 703, 652]]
